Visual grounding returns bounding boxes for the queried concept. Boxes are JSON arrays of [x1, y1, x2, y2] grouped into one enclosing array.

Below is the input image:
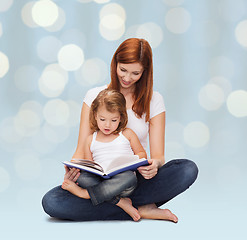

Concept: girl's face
[[95, 106, 121, 135], [117, 62, 143, 90]]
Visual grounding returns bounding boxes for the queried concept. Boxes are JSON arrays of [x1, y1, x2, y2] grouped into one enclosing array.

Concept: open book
[[63, 155, 149, 179]]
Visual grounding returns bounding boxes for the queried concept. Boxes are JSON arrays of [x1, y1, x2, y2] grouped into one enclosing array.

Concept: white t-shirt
[[83, 85, 166, 150]]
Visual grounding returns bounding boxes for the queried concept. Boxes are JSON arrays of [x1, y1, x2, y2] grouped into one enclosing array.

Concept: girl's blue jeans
[[42, 159, 198, 221], [77, 170, 137, 205]]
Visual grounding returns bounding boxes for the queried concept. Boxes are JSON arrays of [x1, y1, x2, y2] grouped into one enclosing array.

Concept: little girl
[[62, 89, 147, 221]]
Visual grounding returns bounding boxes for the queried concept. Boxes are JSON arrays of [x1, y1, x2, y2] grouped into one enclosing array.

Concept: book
[[63, 155, 149, 179]]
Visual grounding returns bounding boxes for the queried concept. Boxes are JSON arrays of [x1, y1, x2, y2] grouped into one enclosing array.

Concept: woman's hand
[[64, 165, 80, 182], [137, 159, 159, 179]]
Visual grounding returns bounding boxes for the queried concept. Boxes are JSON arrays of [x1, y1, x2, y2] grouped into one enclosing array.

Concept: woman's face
[[117, 62, 143, 90]]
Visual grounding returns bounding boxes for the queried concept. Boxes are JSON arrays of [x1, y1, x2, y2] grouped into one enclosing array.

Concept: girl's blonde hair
[[89, 89, 128, 134], [108, 38, 153, 122]]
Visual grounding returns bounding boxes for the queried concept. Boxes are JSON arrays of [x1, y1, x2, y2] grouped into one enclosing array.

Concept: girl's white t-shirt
[[83, 85, 166, 150]]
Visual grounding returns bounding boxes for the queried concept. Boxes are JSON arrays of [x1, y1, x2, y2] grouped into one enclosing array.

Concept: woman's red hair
[[108, 38, 153, 122]]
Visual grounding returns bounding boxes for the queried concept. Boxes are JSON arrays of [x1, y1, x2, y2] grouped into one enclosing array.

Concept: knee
[[181, 159, 199, 186], [122, 171, 137, 187]]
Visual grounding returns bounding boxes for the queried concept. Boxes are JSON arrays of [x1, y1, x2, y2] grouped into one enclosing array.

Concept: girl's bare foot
[[116, 198, 140, 222], [138, 203, 178, 223], [62, 179, 90, 199]]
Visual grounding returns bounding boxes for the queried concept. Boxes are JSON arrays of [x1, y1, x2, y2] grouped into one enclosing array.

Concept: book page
[[104, 155, 139, 172]]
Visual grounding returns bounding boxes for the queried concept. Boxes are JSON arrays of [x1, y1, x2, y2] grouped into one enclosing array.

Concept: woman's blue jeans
[[42, 159, 198, 221], [77, 170, 137, 205]]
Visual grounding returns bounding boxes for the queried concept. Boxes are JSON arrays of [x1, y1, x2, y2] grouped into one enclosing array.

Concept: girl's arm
[[122, 129, 147, 159], [138, 112, 166, 179]]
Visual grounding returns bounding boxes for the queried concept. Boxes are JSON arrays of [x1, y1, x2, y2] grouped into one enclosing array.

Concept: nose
[[123, 72, 131, 82], [105, 120, 111, 128]]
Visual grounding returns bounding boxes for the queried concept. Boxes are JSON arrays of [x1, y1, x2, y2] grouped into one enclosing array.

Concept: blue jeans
[[42, 159, 198, 221], [77, 170, 137, 205]]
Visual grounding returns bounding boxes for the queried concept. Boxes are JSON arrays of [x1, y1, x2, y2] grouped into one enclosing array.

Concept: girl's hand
[[137, 159, 159, 179], [64, 165, 80, 182]]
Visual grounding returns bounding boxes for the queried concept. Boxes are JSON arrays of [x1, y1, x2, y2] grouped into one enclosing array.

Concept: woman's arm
[[72, 102, 93, 159], [84, 135, 93, 161], [122, 128, 147, 159], [64, 102, 93, 182], [138, 112, 166, 179]]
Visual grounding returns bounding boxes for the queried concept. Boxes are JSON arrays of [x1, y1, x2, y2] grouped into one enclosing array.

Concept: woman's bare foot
[[62, 179, 90, 199], [138, 203, 178, 223], [116, 198, 140, 222]]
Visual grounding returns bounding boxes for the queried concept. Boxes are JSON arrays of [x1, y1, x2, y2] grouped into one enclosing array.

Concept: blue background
[[0, 0, 247, 239]]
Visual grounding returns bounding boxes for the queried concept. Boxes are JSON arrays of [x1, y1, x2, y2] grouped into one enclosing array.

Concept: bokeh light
[[136, 22, 163, 48], [76, 58, 108, 86], [43, 99, 70, 126], [183, 121, 210, 148], [0, 0, 13, 12], [226, 90, 247, 117], [99, 3, 126, 40], [0, 51, 9, 78], [31, 0, 59, 27], [58, 44, 84, 71], [65, 100, 81, 127], [0, 22, 3, 37], [21, 1, 38, 28], [14, 65, 39, 92], [165, 7, 191, 34], [235, 20, 247, 48], [0, 167, 10, 193], [198, 83, 225, 111]]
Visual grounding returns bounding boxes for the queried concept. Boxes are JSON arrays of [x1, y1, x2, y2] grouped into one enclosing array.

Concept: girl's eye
[[112, 120, 117, 122], [100, 118, 105, 121]]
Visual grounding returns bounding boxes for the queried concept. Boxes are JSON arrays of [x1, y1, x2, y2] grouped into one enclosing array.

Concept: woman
[[42, 38, 198, 221]]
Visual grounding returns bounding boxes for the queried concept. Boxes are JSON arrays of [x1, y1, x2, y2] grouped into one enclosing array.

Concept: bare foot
[[62, 179, 90, 199], [116, 198, 140, 222], [138, 203, 178, 223]]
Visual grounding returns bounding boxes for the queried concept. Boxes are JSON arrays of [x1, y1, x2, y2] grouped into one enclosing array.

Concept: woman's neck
[[120, 86, 135, 97]]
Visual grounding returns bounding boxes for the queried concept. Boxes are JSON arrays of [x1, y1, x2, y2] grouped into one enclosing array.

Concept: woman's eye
[[120, 68, 126, 72], [100, 119, 105, 121]]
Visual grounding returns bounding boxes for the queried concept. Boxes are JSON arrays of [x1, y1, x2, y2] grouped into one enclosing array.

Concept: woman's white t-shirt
[[83, 85, 166, 150]]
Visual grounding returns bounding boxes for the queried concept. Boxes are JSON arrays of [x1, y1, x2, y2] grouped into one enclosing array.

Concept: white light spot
[[136, 22, 163, 48], [21, 1, 38, 28], [77, 0, 93, 3], [44, 6, 66, 32], [38, 63, 68, 98], [76, 58, 108, 86], [227, 90, 247, 117], [162, 0, 184, 7], [14, 110, 41, 137], [43, 99, 70, 126], [14, 153, 41, 180], [32, 0, 59, 27], [198, 84, 225, 111], [99, 3, 126, 41], [14, 65, 39, 92], [0, 51, 9, 78], [235, 20, 247, 48], [184, 121, 210, 148], [208, 76, 232, 100], [165, 7, 191, 34], [37, 36, 63, 63], [0, 0, 13, 12], [194, 21, 220, 47], [0, 167, 10, 192], [208, 56, 234, 78], [58, 44, 84, 71], [19, 101, 44, 122]]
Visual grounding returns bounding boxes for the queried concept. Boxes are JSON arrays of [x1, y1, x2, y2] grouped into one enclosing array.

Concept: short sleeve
[[83, 85, 107, 107], [150, 91, 166, 119]]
